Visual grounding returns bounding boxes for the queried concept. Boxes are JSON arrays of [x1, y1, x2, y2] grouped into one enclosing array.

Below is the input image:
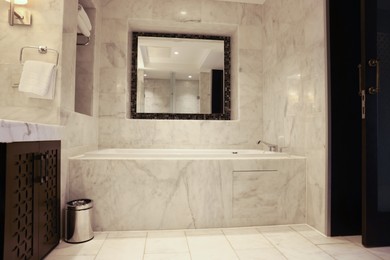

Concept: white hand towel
[[19, 60, 57, 100], [77, 14, 91, 37], [78, 4, 92, 31]]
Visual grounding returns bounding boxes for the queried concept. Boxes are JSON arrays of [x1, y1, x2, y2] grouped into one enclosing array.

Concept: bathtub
[[73, 148, 289, 160], [69, 149, 306, 231]]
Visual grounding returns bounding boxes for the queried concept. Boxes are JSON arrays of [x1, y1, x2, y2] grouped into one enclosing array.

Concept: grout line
[[94, 232, 109, 260], [184, 229, 194, 260], [221, 228, 240, 260], [256, 227, 289, 260], [142, 232, 149, 260], [290, 225, 337, 259]]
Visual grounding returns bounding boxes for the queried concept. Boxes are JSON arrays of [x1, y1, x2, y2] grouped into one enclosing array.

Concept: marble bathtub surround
[[69, 156, 306, 231]]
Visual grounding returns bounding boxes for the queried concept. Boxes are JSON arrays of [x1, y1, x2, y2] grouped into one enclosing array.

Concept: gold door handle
[[368, 59, 380, 94], [358, 64, 363, 96]]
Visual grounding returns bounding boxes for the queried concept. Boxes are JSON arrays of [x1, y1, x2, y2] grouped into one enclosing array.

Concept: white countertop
[[0, 119, 62, 143]]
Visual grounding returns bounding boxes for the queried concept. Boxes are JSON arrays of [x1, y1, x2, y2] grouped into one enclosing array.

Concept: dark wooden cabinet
[[0, 141, 60, 260]]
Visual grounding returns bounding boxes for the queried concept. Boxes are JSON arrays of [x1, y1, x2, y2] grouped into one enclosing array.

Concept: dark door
[[211, 69, 224, 114], [361, 0, 390, 247]]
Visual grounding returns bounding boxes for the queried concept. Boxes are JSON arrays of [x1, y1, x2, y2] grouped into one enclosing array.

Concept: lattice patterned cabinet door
[[2, 142, 38, 260], [38, 142, 61, 260], [1, 141, 60, 260]]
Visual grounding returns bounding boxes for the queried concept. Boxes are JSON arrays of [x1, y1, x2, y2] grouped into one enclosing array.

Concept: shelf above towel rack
[[19, 46, 60, 67]]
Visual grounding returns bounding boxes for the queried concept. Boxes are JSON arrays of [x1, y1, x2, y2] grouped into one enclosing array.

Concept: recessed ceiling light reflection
[[188, 75, 192, 79], [174, 51, 179, 55], [180, 11, 187, 15], [144, 74, 147, 77]]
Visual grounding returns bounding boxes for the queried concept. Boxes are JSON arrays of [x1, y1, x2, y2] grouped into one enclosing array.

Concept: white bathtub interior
[[71, 149, 292, 159]]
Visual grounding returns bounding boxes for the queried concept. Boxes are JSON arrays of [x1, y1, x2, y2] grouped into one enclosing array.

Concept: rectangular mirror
[[130, 32, 231, 120]]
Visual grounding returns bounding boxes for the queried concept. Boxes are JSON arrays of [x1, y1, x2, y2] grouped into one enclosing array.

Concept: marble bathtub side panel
[[69, 158, 305, 231], [180, 160, 228, 229], [69, 159, 193, 230], [69, 159, 231, 230], [230, 158, 306, 226], [233, 170, 285, 218]]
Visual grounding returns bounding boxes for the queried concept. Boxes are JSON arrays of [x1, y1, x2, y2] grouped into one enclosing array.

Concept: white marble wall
[[0, 0, 63, 124], [69, 156, 306, 231], [75, 7, 97, 116], [98, 0, 263, 149], [261, 0, 328, 234], [60, 0, 101, 231]]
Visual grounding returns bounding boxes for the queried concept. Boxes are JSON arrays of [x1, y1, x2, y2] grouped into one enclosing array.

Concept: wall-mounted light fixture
[[6, 0, 32, 26]]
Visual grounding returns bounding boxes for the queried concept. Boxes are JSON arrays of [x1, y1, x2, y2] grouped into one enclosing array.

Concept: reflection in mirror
[[130, 32, 231, 120]]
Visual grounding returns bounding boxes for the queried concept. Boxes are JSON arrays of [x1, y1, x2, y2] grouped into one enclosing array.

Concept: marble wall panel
[[69, 156, 306, 231], [59, 0, 101, 237], [0, 0, 63, 124], [261, 0, 328, 234], [98, 0, 264, 149]]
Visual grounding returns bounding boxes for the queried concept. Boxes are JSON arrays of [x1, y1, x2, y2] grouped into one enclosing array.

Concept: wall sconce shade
[[5, 0, 32, 26], [6, 0, 28, 4]]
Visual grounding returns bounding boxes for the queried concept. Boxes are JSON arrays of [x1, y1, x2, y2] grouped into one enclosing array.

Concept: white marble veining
[[69, 153, 305, 231], [262, 0, 327, 234], [98, 0, 264, 149], [0, 119, 62, 143]]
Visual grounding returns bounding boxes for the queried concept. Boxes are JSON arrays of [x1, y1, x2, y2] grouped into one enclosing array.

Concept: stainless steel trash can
[[65, 199, 94, 243]]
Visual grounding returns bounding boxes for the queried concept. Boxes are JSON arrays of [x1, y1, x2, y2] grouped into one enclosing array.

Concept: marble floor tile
[[186, 229, 238, 260], [258, 226, 334, 260], [190, 250, 239, 260], [47, 233, 107, 256], [332, 253, 383, 260], [223, 227, 274, 250], [95, 237, 146, 260], [368, 247, 390, 260], [44, 226, 390, 260], [235, 248, 287, 260], [145, 231, 189, 254], [291, 225, 350, 245], [318, 243, 374, 257], [338, 235, 363, 245], [107, 230, 147, 238], [143, 253, 191, 260], [44, 256, 96, 260]]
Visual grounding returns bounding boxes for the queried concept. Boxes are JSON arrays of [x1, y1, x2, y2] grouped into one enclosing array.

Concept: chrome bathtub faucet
[[257, 140, 278, 152]]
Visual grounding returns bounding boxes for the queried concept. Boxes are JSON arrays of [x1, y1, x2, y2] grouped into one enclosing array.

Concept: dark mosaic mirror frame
[[130, 32, 231, 120]]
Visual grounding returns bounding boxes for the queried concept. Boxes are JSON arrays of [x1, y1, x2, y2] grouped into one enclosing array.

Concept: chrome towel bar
[[19, 46, 60, 66]]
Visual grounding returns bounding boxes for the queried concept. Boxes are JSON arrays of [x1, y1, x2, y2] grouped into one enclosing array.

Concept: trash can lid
[[67, 199, 93, 210]]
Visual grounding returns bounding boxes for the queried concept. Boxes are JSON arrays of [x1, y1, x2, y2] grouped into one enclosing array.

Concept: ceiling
[[138, 37, 224, 80]]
